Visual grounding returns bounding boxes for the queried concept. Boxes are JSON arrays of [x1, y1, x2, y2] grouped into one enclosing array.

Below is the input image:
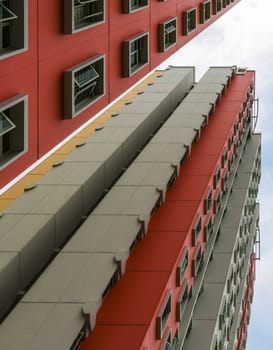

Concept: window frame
[[122, 0, 149, 14], [176, 247, 189, 286], [213, 188, 221, 214], [204, 213, 213, 242], [192, 242, 203, 277], [122, 31, 149, 77], [182, 7, 197, 36], [176, 279, 189, 322], [156, 290, 172, 340], [204, 187, 213, 214], [213, 0, 222, 14], [0, 94, 28, 170], [64, 0, 105, 34], [158, 17, 177, 52], [160, 327, 172, 350], [0, 0, 28, 60], [64, 54, 105, 119], [200, 1, 211, 24], [213, 165, 221, 189], [192, 213, 202, 246]]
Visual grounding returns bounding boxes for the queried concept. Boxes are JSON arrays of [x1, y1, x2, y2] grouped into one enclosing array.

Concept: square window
[[123, 32, 149, 77], [176, 247, 188, 286], [204, 213, 213, 242], [158, 17, 177, 52], [183, 8, 197, 35], [213, 0, 222, 14], [176, 280, 189, 322], [221, 169, 228, 193], [192, 214, 202, 246], [64, 0, 105, 34], [0, 94, 28, 169], [160, 327, 172, 350], [221, 147, 228, 167], [156, 290, 172, 340], [64, 54, 105, 118], [204, 187, 213, 214], [213, 189, 221, 214], [0, 0, 27, 59], [192, 242, 203, 277], [123, 0, 149, 13], [213, 165, 221, 189], [200, 1, 211, 23]]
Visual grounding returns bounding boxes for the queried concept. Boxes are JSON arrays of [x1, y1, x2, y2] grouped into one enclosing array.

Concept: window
[[200, 1, 211, 23], [213, 0, 222, 14], [176, 247, 188, 286], [182, 8, 197, 35], [213, 165, 221, 188], [64, 54, 105, 118], [223, 0, 230, 7], [156, 290, 172, 339], [160, 327, 172, 350], [192, 214, 202, 246], [123, 32, 149, 77], [172, 329, 179, 349], [204, 187, 212, 214], [0, 94, 28, 169], [192, 242, 203, 277], [64, 0, 105, 34], [158, 17, 177, 52], [204, 213, 213, 242], [213, 189, 221, 214], [176, 280, 189, 321], [123, 0, 149, 13], [221, 169, 228, 193], [0, 0, 27, 59], [221, 147, 228, 167]]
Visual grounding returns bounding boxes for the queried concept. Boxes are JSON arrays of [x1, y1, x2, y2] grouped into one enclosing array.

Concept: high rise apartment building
[[0, 0, 241, 189], [0, 66, 261, 350]]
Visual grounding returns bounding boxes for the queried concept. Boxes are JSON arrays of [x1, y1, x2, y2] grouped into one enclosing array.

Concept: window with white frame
[[204, 213, 213, 242], [221, 147, 228, 167], [0, 0, 27, 59], [160, 327, 172, 350], [192, 214, 202, 246], [192, 242, 203, 277], [123, 0, 149, 13], [176, 279, 189, 322], [64, 54, 105, 118], [176, 247, 188, 286], [182, 8, 197, 35], [158, 17, 177, 52], [213, 189, 221, 214], [64, 0, 105, 34], [213, 165, 221, 189], [213, 0, 222, 14], [123, 32, 149, 77], [204, 187, 213, 214], [200, 1, 211, 23], [156, 290, 172, 340], [0, 94, 28, 169]]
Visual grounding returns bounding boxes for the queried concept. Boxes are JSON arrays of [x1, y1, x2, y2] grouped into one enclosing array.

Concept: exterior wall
[[78, 69, 260, 350], [0, 0, 241, 189], [0, 67, 260, 350]]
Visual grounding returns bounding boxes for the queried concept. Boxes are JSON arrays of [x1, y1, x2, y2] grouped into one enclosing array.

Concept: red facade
[[0, 0, 241, 189]]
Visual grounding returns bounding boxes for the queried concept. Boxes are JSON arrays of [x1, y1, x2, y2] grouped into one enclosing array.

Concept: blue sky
[[159, 1, 273, 349]]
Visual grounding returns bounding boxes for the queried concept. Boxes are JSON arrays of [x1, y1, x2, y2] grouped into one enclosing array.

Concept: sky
[[158, 1, 273, 349]]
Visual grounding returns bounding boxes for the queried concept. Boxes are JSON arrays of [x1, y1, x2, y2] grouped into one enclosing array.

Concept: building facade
[[0, 66, 261, 350], [0, 0, 241, 189]]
